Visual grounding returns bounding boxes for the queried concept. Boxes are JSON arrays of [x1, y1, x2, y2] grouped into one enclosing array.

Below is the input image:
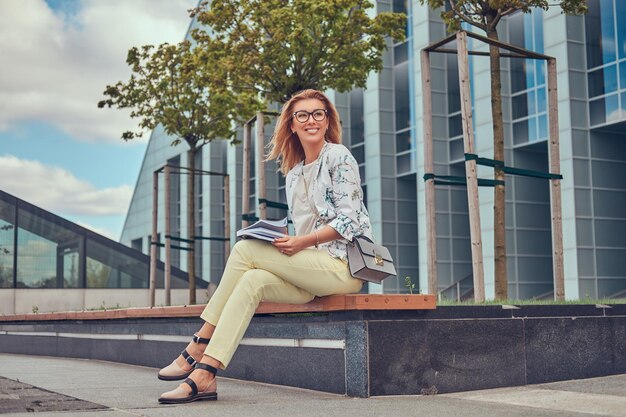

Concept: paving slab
[[0, 376, 106, 415], [0, 353, 624, 417]]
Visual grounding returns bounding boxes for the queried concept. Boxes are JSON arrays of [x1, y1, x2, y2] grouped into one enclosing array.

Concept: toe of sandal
[[157, 349, 197, 381], [158, 363, 218, 404]]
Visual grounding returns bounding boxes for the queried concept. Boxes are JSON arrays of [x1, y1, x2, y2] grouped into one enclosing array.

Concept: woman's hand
[[272, 235, 307, 256]]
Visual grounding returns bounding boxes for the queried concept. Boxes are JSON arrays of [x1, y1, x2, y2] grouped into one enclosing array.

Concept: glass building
[[0, 189, 206, 314], [121, 0, 626, 300]]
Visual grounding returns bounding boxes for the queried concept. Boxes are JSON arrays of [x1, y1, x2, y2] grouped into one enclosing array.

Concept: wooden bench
[[0, 294, 435, 322]]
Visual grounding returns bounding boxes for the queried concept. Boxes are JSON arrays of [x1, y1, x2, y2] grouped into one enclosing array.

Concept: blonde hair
[[267, 89, 342, 175]]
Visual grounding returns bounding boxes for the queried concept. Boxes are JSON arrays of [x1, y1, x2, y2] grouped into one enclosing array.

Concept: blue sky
[[0, 0, 197, 239]]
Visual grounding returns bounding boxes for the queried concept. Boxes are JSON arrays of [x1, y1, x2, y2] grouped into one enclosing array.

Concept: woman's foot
[[157, 334, 210, 381], [158, 363, 218, 404]]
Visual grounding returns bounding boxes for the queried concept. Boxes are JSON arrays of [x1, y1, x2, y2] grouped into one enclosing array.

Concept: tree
[[100, 0, 405, 304], [190, 0, 406, 103], [99, 40, 263, 304], [419, 0, 586, 300]]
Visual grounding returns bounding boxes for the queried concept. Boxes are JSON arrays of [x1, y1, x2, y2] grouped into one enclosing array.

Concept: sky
[[0, 0, 197, 239]]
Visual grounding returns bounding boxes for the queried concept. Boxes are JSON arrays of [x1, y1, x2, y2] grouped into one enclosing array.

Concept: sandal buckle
[[185, 355, 197, 367], [192, 333, 210, 345]]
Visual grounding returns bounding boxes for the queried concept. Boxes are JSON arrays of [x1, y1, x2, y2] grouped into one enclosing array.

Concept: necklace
[[301, 164, 312, 198]]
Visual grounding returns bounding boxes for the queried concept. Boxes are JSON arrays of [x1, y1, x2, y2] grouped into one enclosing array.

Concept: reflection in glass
[[589, 94, 620, 125], [588, 67, 606, 97], [512, 94, 528, 119], [605, 94, 619, 122], [350, 89, 364, 146], [590, 97, 605, 125], [528, 90, 536, 115], [538, 114, 548, 140], [621, 92, 626, 117], [536, 60, 545, 88], [396, 130, 412, 153], [394, 61, 410, 129], [16, 209, 81, 288], [0, 200, 15, 288], [534, 10, 544, 52], [620, 61, 626, 90], [449, 138, 464, 161], [588, 65, 619, 98], [513, 120, 529, 145], [394, 42, 408, 65], [397, 153, 411, 175], [86, 238, 148, 289], [586, 0, 604, 68], [529, 117, 538, 142], [17, 228, 57, 288], [351, 144, 364, 164], [618, 0, 626, 58], [601, 0, 616, 64], [447, 54, 460, 113], [537, 87, 547, 113], [511, 60, 527, 93], [448, 113, 462, 137]]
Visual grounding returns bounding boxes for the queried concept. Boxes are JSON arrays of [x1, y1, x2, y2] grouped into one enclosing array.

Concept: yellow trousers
[[200, 239, 362, 368]]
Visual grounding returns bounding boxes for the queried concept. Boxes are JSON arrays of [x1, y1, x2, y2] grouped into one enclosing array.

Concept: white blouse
[[291, 161, 318, 246]]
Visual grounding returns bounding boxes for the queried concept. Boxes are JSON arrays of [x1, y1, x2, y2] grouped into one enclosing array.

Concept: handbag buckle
[[375, 254, 384, 266]]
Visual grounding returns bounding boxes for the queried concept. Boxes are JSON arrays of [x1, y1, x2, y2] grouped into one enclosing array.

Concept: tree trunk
[[187, 144, 197, 304], [486, 24, 508, 300]]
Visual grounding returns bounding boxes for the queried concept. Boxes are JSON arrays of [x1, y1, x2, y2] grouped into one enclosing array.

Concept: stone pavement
[[0, 353, 625, 417]]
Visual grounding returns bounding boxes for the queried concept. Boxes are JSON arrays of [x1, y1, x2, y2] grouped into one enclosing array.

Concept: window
[[509, 10, 548, 145], [585, 0, 626, 127]]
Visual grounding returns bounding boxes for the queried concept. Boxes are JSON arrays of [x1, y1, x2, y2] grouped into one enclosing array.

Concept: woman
[[157, 89, 372, 404]]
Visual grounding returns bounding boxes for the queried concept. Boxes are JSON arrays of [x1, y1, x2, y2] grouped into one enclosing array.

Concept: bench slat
[[0, 294, 435, 322]]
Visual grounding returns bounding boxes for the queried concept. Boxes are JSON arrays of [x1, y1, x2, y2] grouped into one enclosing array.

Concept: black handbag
[[347, 236, 396, 284]]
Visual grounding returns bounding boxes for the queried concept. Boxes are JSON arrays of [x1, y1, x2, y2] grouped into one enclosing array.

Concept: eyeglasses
[[292, 109, 327, 123]]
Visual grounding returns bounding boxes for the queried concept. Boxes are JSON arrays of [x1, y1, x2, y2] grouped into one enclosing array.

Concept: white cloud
[[0, 155, 132, 217], [0, 0, 197, 143], [73, 221, 116, 240]]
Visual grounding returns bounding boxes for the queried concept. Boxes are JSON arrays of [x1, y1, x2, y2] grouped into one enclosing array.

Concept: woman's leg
[[160, 239, 361, 386], [201, 239, 360, 325], [158, 239, 256, 378], [159, 268, 315, 401]]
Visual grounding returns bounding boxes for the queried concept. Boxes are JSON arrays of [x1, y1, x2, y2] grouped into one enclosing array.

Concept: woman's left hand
[[272, 236, 306, 256]]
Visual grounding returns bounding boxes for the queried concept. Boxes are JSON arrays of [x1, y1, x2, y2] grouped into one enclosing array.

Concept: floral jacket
[[285, 142, 373, 261]]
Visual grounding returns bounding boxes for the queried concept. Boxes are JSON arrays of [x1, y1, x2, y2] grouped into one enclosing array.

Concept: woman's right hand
[[272, 235, 307, 256]]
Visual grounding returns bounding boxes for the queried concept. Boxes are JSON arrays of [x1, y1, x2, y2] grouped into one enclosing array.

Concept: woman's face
[[290, 98, 329, 147]]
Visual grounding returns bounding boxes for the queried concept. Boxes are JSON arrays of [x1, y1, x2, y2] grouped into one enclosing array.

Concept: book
[[236, 217, 288, 242]]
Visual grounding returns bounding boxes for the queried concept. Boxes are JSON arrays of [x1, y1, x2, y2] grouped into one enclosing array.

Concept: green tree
[[100, 0, 405, 305], [419, 0, 586, 300], [99, 40, 263, 304], [190, 0, 406, 103]]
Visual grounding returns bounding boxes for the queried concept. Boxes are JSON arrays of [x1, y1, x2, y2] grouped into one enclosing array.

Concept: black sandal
[[158, 363, 218, 404], [157, 334, 211, 381]]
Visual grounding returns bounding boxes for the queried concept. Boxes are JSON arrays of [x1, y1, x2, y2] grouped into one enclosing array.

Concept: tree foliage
[[190, 0, 406, 104], [98, 40, 263, 146], [422, 0, 587, 32]]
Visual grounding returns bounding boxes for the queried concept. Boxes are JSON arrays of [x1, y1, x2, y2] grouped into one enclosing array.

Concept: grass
[[436, 297, 626, 306]]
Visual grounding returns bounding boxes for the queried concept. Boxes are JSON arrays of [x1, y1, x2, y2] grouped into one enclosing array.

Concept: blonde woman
[[158, 89, 372, 404]]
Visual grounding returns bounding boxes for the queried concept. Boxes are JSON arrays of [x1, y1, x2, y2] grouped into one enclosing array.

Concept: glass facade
[[394, 0, 414, 175], [510, 10, 548, 145], [0, 189, 203, 290], [118, 0, 626, 300], [586, 0, 626, 126]]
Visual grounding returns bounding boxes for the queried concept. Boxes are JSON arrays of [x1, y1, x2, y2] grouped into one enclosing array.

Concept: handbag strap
[[354, 235, 373, 244]]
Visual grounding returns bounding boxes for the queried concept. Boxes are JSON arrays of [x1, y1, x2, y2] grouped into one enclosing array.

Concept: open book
[[236, 217, 288, 242]]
